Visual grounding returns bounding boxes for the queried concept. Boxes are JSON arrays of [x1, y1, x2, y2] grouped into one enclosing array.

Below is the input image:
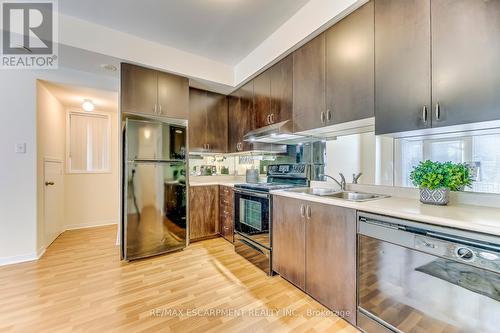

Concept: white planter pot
[[420, 187, 450, 206]]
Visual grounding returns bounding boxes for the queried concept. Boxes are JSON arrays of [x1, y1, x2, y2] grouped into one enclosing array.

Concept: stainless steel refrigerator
[[122, 118, 187, 260]]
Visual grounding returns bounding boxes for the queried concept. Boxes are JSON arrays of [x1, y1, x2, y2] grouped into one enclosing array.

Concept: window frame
[[66, 109, 112, 174]]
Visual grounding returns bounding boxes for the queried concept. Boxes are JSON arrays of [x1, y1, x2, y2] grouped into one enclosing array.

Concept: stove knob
[[456, 247, 474, 261]]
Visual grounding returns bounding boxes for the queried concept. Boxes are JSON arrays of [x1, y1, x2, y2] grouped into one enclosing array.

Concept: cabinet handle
[[320, 111, 325, 123], [422, 106, 428, 123], [266, 114, 271, 125], [153, 104, 157, 114], [207, 143, 210, 151], [270, 113, 275, 124], [326, 109, 332, 122], [300, 204, 305, 218], [158, 104, 162, 114], [306, 206, 312, 219], [435, 103, 441, 121]]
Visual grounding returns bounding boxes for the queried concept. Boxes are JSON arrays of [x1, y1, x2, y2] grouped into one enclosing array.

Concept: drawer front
[[220, 212, 234, 242], [220, 186, 234, 200], [219, 186, 234, 242]]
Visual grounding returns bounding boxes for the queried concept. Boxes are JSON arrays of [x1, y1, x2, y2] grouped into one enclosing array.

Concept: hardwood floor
[[0, 226, 359, 333]]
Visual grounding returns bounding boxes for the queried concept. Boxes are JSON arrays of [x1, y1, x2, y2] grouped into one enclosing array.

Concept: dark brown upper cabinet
[[228, 82, 255, 153], [375, 0, 500, 135], [293, 33, 327, 132], [157, 71, 189, 120], [188, 88, 228, 153], [431, 0, 500, 128], [188, 88, 207, 152], [121, 63, 158, 116], [254, 70, 271, 128], [326, 1, 374, 125], [121, 63, 188, 119], [255, 55, 293, 128], [374, 0, 432, 135]]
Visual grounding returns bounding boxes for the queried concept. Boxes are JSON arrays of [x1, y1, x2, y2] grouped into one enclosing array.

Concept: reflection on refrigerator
[[122, 118, 187, 260]]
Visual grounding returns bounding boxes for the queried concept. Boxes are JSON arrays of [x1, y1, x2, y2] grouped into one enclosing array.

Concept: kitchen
[[1, 0, 500, 332]]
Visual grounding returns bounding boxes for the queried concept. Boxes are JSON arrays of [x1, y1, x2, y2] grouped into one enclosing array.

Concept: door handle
[[422, 106, 428, 123], [300, 204, 306, 218], [45, 181, 55, 186], [306, 206, 312, 219], [435, 103, 441, 121]]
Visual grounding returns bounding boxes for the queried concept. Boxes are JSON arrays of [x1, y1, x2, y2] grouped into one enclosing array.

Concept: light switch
[[15, 143, 26, 154]]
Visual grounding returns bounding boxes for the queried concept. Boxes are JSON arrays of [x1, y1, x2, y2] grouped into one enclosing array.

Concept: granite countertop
[[271, 190, 500, 237]]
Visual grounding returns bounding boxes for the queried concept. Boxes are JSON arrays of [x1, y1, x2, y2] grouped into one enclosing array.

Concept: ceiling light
[[100, 64, 117, 72], [82, 99, 95, 112]]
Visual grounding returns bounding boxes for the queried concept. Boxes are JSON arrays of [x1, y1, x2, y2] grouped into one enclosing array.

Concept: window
[[67, 111, 110, 173], [396, 133, 500, 194]]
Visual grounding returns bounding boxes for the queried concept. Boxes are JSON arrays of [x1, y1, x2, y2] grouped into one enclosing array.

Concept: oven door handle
[[237, 237, 265, 255], [233, 188, 270, 199]]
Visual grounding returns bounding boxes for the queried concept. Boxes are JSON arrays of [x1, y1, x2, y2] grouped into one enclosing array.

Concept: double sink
[[285, 187, 389, 202]]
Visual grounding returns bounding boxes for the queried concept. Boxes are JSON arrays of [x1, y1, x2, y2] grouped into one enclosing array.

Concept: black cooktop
[[234, 183, 300, 193], [235, 163, 309, 193]]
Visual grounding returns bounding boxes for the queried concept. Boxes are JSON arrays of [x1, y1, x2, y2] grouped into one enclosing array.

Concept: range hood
[[243, 120, 317, 144]]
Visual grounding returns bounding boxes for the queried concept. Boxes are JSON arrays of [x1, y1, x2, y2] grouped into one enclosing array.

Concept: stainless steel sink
[[322, 191, 388, 202], [284, 188, 389, 202], [285, 187, 338, 196]]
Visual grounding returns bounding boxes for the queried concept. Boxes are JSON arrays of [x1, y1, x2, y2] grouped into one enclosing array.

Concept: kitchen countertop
[[189, 176, 246, 188], [271, 189, 500, 237]]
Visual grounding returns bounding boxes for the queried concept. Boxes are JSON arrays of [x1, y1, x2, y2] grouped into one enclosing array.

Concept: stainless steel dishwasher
[[357, 212, 500, 333]]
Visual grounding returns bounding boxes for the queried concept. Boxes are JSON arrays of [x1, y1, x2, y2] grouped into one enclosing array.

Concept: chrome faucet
[[352, 172, 363, 184], [319, 173, 346, 191]]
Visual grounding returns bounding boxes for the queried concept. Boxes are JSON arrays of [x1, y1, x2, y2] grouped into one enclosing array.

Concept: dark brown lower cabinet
[[272, 195, 357, 326], [219, 186, 234, 243], [189, 186, 219, 241], [305, 201, 357, 325], [272, 196, 306, 290]]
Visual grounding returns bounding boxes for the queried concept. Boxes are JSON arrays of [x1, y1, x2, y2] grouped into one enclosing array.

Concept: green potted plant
[[409, 160, 472, 205]]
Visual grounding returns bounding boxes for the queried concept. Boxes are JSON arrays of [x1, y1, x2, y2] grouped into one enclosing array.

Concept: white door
[[44, 160, 64, 247]]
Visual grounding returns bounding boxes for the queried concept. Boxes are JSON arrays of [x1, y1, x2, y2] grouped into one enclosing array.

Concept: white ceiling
[[59, 0, 310, 65], [41, 81, 118, 113]]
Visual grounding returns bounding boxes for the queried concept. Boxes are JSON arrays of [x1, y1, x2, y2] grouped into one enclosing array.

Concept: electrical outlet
[[15, 143, 26, 154]]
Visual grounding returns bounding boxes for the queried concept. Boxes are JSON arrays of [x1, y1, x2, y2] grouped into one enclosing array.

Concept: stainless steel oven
[[357, 212, 500, 333]]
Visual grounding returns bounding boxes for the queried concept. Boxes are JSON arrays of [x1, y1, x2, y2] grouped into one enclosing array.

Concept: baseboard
[[37, 246, 46, 259], [0, 252, 38, 267], [64, 220, 118, 230]]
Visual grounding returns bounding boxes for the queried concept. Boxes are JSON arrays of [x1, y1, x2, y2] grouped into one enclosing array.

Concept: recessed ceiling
[[59, 0, 310, 65], [41, 81, 118, 112]]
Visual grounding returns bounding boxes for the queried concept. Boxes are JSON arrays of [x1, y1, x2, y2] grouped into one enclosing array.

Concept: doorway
[[36, 80, 120, 257]]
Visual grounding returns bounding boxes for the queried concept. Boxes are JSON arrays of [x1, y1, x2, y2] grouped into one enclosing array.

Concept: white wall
[[234, 0, 365, 84], [36, 81, 66, 253], [64, 109, 119, 230], [0, 67, 118, 266]]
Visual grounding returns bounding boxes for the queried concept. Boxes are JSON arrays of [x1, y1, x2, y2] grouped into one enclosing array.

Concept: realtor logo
[[1, 0, 58, 69]]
